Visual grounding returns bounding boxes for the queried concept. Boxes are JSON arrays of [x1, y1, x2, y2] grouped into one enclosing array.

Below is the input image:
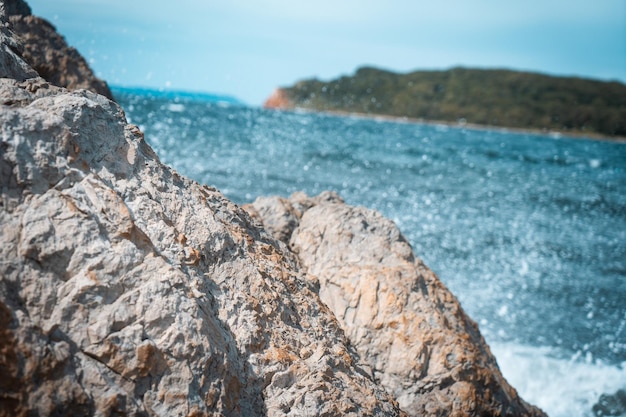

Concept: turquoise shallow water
[[114, 87, 626, 416]]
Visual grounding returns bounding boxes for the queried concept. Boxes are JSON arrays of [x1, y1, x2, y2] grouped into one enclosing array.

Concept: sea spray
[[492, 343, 626, 417], [115, 87, 626, 416]]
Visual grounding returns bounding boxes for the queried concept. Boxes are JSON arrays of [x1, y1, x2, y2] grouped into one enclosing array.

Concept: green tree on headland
[[277, 67, 626, 137]]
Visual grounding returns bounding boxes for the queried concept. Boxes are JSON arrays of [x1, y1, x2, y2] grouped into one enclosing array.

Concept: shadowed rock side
[[593, 389, 626, 417], [4, 0, 114, 100], [0, 0, 29, 17], [0, 2, 36, 81], [0, 13, 406, 417], [246, 193, 547, 417]]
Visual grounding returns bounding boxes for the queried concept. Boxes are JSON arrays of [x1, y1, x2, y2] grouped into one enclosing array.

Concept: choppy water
[[114, 87, 626, 417]]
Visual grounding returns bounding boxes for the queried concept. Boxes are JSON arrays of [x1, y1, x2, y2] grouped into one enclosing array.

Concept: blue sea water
[[114, 87, 626, 417]]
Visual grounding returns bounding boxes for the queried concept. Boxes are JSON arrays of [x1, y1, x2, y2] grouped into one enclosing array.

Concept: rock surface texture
[[0, 8, 404, 416], [247, 192, 547, 416], [5, 0, 114, 100], [1, 3, 546, 416]]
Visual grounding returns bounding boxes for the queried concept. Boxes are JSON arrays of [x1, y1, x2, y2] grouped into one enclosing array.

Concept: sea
[[113, 87, 626, 417]]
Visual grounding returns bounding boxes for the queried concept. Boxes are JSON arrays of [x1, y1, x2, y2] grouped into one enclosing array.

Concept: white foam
[[491, 342, 626, 417]]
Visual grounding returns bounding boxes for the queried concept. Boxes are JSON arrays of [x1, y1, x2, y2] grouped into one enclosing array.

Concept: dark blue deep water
[[114, 87, 626, 417]]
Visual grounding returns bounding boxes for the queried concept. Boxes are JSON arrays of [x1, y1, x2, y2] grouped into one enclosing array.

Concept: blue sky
[[26, 0, 626, 105]]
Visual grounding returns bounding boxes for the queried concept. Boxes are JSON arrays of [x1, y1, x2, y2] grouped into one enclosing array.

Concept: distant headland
[[264, 67, 626, 138]]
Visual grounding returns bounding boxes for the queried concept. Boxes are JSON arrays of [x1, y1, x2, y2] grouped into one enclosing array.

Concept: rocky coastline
[[264, 93, 626, 143], [1, 1, 546, 415]]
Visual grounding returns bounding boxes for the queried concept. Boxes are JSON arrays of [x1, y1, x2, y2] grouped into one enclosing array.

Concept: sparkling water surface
[[114, 88, 626, 417]]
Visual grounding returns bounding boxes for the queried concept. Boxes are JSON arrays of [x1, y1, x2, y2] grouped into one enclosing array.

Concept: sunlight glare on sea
[[115, 88, 626, 417]]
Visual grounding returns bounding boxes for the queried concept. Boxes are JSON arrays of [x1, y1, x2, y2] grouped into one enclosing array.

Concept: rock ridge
[[246, 193, 546, 416]]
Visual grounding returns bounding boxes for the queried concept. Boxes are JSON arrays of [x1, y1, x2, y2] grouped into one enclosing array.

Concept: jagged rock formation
[[4, 0, 114, 100], [246, 192, 546, 416], [0, 8, 405, 416], [1, 3, 546, 416], [1, 86, 407, 416]]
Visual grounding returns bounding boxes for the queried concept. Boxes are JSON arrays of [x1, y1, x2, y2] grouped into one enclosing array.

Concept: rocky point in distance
[[264, 66, 626, 139], [1, 0, 546, 415]]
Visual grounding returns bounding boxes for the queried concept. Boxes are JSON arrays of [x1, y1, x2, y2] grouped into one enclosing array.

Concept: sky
[[26, 0, 626, 106]]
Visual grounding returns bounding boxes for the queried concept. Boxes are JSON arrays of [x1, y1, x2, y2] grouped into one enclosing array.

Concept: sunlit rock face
[[247, 192, 547, 417]]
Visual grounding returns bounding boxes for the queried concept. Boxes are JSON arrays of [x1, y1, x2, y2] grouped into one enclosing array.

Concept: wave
[[492, 342, 626, 417]]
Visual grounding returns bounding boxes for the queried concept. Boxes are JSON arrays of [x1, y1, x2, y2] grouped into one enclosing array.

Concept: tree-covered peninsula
[[265, 67, 626, 137]]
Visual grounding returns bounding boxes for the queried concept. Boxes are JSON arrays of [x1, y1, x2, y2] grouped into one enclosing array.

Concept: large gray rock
[[247, 193, 547, 417], [0, 12, 405, 416]]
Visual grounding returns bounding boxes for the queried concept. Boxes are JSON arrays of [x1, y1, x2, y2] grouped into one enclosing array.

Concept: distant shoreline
[[267, 67, 626, 140], [281, 107, 626, 144], [113, 85, 626, 143]]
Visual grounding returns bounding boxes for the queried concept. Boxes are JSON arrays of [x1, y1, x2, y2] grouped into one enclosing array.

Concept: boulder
[[248, 193, 547, 416], [593, 389, 626, 417], [0, 10, 405, 416]]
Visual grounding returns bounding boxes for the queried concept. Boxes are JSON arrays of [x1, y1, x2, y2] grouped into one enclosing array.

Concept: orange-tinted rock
[[248, 192, 547, 417], [263, 88, 293, 109]]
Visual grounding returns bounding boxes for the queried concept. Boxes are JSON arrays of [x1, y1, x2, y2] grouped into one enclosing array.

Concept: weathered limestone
[[0, 9, 405, 416], [1, 2, 547, 415], [248, 193, 547, 416]]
